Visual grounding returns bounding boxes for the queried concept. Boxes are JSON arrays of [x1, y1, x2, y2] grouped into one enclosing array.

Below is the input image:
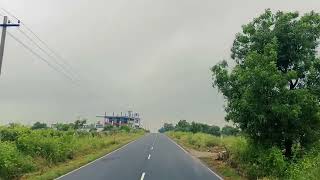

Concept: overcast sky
[[0, 0, 319, 132]]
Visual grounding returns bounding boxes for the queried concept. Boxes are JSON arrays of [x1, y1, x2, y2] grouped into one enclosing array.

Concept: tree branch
[[289, 79, 299, 89]]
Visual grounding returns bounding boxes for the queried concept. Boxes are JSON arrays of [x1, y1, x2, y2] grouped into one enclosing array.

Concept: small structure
[[96, 111, 141, 128]]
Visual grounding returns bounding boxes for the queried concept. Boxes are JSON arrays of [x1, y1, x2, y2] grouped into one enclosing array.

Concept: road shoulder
[[166, 134, 246, 180], [165, 134, 224, 180]]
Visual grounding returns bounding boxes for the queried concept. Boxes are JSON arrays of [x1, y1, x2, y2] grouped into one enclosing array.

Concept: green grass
[[166, 131, 247, 180], [286, 144, 320, 180], [167, 131, 320, 180], [23, 132, 143, 180], [0, 125, 145, 180], [200, 157, 245, 180]]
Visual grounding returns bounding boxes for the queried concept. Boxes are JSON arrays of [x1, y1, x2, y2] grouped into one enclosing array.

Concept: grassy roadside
[[22, 132, 144, 180], [166, 131, 246, 180]]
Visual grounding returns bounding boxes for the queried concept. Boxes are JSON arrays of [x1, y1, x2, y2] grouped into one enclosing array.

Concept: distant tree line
[[158, 120, 240, 136], [31, 118, 88, 131], [30, 119, 141, 134]]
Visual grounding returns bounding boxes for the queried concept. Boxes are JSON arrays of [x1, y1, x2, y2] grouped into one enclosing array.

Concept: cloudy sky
[[0, 0, 319, 131]]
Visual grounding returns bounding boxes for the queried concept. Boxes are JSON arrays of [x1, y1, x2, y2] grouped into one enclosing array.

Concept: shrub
[[0, 141, 35, 179], [120, 125, 131, 133], [237, 144, 287, 179], [169, 131, 221, 150], [286, 143, 320, 180], [0, 124, 143, 178], [189, 133, 221, 149], [0, 126, 30, 142], [16, 130, 75, 163]]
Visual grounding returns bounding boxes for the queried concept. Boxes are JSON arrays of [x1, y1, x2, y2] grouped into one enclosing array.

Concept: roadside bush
[[168, 131, 289, 179], [0, 124, 144, 179], [0, 126, 30, 142], [120, 125, 131, 132], [0, 141, 35, 179], [103, 124, 114, 131], [286, 143, 320, 180], [16, 131, 75, 163], [168, 131, 221, 150], [189, 133, 221, 149], [76, 130, 91, 137], [236, 144, 287, 179], [222, 136, 247, 158]]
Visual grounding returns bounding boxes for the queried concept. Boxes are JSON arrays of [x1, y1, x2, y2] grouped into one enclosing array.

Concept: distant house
[[96, 111, 141, 128]]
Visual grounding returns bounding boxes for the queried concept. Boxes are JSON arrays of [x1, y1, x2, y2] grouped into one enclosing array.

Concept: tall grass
[[0, 125, 144, 179], [167, 131, 245, 151], [286, 143, 320, 180], [167, 131, 320, 180]]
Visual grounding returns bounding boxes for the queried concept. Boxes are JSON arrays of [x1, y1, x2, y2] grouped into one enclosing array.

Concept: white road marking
[[150, 146, 153, 150], [166, 135, 224, 180], [151, 134, 158, 147], [55, 134, 147, 180], [148, 154, 151, 159], [140, 172, 146, 180]]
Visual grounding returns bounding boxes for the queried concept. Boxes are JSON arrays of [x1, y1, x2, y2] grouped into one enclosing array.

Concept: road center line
[[140, 172, 146, 180], [151, 134, 158, 147], [148, 154, 151, 159]]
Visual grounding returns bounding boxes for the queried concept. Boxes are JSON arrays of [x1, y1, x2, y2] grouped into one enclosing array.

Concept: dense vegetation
[[158, 120, 239, 136], [0, 123, 144, 179], [168, 131, 320, 180], [209, 9, 320, 179]]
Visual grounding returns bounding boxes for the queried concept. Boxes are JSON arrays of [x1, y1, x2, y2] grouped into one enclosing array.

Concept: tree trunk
[[284, 139, 293, 158], [289, 79, 298, 90]]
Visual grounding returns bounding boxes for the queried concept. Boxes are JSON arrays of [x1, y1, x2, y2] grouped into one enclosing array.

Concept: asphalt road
[[57, 133, 223, 180]]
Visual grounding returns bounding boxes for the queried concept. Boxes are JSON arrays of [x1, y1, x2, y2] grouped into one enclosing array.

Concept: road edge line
[[140, 172, 146, 180], [165, 135, 224, 180], [55, 134, 148, 179]]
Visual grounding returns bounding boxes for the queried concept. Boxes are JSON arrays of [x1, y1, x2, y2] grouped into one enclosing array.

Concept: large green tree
[[175, 120, 191, 132], [212, 9, 320, 158]]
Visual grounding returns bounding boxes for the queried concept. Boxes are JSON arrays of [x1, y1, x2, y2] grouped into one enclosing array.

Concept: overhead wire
[[1, 8, 81, 81], [2, 8, 108, 101], [16, 28, 79, 81], [7, 31, 79, 85]]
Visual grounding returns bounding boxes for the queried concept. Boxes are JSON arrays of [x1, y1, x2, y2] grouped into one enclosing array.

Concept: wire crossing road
[[57, 133, 223, 180]]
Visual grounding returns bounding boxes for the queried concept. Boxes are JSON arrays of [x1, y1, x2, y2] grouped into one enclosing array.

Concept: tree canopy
[[74, 119, 87, 129], [212, 9, 320, 158], [221, 126, 240, 136], [158, 120, 223, 136], [175, 120, 191, 132], [31, 122, 47, 130]]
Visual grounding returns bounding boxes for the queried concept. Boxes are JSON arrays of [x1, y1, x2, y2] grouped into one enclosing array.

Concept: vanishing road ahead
[[57, 133, 223, 180]]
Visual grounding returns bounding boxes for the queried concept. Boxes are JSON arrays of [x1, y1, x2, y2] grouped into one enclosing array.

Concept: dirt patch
[[181, 144, 246, 180], [188, 148, 216, 158]]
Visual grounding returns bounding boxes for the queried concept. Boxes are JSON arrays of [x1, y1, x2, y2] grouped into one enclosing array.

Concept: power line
[[1, 8, 81, 79], [1, 10, 107, 104], [7, 31, 79, 84], [21, 25, 77, 76], [1, 9, 18, 20], [17, 28, 79, 81]]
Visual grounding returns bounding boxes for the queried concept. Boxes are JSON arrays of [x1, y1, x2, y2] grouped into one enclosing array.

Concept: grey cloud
[[0, 0, 319, 131]]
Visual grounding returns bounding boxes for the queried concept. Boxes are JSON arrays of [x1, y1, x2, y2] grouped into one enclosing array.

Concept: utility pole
[[0, 16, 20, 75]]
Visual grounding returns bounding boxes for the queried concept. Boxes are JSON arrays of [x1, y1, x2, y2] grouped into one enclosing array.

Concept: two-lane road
[[57, 133, 222, 180]]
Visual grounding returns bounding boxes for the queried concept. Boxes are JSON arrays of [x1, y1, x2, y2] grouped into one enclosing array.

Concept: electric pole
[[0, 16, 20, 75]]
